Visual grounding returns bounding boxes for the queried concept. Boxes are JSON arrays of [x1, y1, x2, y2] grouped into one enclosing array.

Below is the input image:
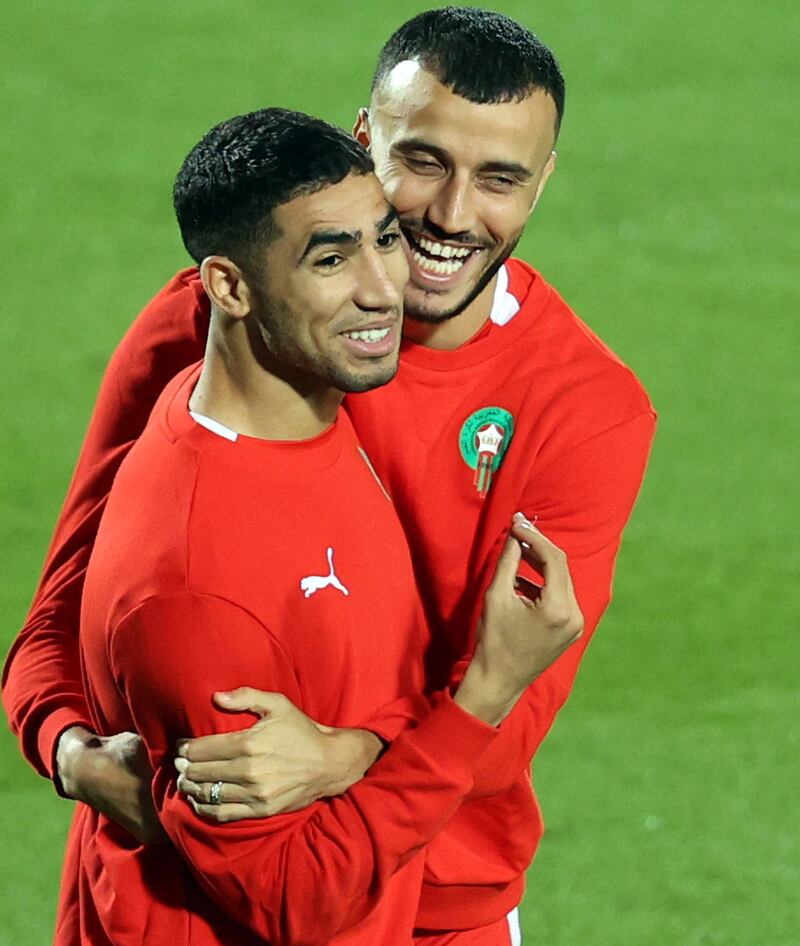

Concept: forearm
[[315, 726, 384, 796], [162, 695, 495, 944], [2, 594, 95, 781], [113, 595, 496, 944], [464, 616, 597, 798], [2, 268, 209, 780]]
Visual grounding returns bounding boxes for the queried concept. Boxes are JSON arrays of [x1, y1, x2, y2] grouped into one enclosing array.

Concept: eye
[[405, 156, 442, 175], [376, 230, 402, 250], [483, 175, 518, 192], [315, 253, 345, 269]]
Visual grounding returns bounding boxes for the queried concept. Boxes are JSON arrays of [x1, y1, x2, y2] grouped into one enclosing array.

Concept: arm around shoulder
[[109, 591, 496, 945], [2, 269, 209, 783]]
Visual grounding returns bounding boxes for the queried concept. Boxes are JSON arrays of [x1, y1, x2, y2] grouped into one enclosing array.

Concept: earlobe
[[200, 257, 251, 319], [353, 108, 371, 148]]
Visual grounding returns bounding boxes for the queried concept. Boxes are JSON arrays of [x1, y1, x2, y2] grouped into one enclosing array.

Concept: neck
[[189, 312, 342, 441], [401, 273, 497, 350]]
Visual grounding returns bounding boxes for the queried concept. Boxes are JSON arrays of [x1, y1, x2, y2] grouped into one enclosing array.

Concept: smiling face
[[360, 63, 558, 327], [247, 171, 407, 394]]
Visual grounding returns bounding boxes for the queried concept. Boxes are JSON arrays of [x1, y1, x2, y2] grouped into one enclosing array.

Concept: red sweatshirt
[[3, 259, 655, 931], [64, 364, 496, 946], [349, 261, 656, 926]]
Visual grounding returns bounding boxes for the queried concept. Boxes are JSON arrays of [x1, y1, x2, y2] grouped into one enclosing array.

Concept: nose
[[353, 248, 403, 313], [426, 172, 477, 237]]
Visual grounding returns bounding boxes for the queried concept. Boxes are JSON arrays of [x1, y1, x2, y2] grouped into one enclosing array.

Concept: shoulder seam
[[109, 590, 299, 691]]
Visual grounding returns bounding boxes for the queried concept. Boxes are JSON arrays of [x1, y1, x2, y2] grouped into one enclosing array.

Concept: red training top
[[348, 260, 656, 926], [63, 364, 496, 946]]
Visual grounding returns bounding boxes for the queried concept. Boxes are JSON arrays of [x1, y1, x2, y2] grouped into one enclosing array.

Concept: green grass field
[[1, 2, 798, 943]]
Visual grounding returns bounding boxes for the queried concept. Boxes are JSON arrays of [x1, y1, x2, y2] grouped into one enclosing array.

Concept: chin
[[336, 364, 398, 394], [404, 295, 471, 324], [404, 279, 486, 324]]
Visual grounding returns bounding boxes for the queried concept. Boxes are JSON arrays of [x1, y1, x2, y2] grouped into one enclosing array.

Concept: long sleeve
[[463, 409, 657, 797], [2, 268, 208, 780], [108, 592, 496, 946]]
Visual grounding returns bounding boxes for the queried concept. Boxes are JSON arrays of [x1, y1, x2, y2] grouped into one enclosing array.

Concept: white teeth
[[412, 251, 466, 276], [417, 236, 473, 261], [343, 327, 391, 342]]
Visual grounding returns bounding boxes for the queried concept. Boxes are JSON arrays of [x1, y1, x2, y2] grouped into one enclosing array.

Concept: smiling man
[[3, 8, 655, 945], [359, 50, 559, 345]]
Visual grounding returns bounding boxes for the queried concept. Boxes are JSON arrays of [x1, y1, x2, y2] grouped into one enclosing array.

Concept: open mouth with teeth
[[338, 323, 398, 359], [341, 327, 391, 343], [404, 231, 482, 280]]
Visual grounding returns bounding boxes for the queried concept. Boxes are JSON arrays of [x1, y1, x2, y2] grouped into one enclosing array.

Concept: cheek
[[387, 249, 411, 289], [376, 162, 432, 215], [483, 198, 531, 246], [303, 285, 353, 337]]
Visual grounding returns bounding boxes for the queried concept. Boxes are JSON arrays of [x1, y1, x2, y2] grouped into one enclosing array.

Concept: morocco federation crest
[[459, 406, 515, 497]]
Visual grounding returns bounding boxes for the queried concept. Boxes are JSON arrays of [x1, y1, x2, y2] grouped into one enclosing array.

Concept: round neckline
[[163, 364, 346, 474], [397, 259, 551, 373]]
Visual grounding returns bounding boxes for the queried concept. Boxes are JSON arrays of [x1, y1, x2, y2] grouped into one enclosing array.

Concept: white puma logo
[[300, 547, 349, 599]]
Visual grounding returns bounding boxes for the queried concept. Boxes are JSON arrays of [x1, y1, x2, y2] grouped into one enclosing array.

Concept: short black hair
[[174, 108, 374, 267], [372, 7, 565, 130]]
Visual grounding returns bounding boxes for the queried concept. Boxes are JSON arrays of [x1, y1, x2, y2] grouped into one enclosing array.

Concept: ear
[[353, 108, 371, 147], [200, 256, 252, 319], [528, 151, 557, 217]]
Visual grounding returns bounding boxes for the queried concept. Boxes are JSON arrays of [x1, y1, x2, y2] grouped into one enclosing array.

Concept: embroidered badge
[[459, 406, 514, 497]]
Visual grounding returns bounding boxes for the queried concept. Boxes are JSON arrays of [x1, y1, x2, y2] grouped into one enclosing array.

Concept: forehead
[[373, 62, 557, 168], [273, 172, 390, 245]]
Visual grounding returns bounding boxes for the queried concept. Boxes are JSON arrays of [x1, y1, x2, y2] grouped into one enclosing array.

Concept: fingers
[[177, 775, 245, 806], [188, 797, 255, 823], [214, 688, 290, 716], [511, 514, 570, 597], [176, 729, 253, 763], [182, 779, 309, 820], [486, 533, 523, 597], [174, 755, 251, 785], [511, 514, 583, 638], [514, 574, 542, 604]]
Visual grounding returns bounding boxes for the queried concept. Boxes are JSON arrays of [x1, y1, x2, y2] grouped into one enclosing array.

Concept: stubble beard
[[402, 235, 521, 325], [253, 301, 400, 395]]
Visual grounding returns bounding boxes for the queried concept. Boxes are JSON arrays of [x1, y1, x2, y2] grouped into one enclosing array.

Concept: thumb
[[486, 532, 523, 598], [213, 687, 288, 717]]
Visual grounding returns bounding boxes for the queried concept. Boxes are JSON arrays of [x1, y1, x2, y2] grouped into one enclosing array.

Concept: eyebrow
[[376, 206, 399, 232], [393, 138, 533, 180], [299, 206, 399, 262]]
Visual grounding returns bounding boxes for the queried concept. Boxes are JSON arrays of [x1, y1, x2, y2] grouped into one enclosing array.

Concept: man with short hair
[[59, 107, 581, 946], [3, 8, 655, 942]]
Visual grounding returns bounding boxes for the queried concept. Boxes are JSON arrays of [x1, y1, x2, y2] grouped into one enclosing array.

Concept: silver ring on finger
[[209, 780, 224, 806]]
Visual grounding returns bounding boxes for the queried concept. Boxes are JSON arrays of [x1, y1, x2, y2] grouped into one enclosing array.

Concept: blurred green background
[[1, 2, 798, 943]]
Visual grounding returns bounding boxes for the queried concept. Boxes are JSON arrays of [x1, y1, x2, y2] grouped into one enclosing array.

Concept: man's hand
[[455, 513, 584, 726], [174, 688, 383, 822], [56, 726, 165, 843]]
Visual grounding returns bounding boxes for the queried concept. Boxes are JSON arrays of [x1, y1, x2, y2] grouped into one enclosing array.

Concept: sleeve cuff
[[402, 690, 498, 782], [360, 693, 433, 744]]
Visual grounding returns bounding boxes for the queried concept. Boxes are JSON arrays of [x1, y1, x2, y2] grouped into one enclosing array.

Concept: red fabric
[[3, 260, 655, 931], [413, 912, 517, 945], [2, 269, 210, 783], [65, 365, 496, 946], [346, 259, 655, 926]]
